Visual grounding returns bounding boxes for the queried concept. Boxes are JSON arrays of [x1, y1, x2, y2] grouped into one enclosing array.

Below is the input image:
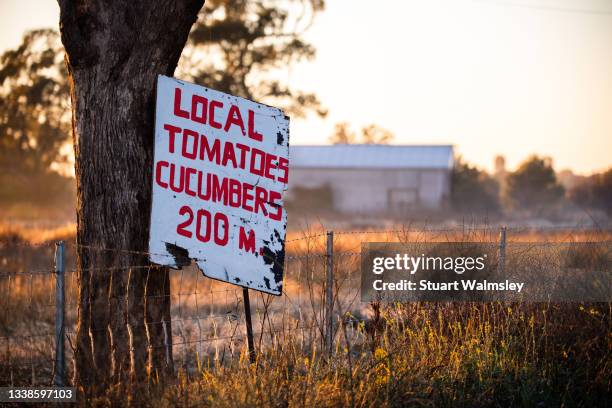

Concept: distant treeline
[[452, 155, 611, 218]]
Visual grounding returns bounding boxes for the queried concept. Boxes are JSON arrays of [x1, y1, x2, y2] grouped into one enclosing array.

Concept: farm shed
[[287, 144, 454, 215]]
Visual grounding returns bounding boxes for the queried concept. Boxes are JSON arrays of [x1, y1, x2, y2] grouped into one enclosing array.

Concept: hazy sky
[[1, 0, 611, 174]]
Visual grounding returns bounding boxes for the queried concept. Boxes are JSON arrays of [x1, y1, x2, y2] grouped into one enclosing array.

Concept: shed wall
[[288, 168, 450, 214]]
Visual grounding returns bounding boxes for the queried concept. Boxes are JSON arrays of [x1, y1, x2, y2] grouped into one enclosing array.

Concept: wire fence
[[0, 224, 610, 386]]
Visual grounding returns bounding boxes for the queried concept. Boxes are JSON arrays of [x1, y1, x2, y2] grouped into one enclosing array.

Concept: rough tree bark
[[58, 0, 204, 392]]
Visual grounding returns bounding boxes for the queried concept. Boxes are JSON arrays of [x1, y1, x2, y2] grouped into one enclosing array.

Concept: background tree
[[328, 122, 394, 144], [504, 155, 564, 213], [0, 30, 73, 209], [328, 122, 357, 144], [59, 0, 204, 393], [451, 157, 500, 214], [568, 167, 612, 216], [361, 124, 394, 144], [180, 0, 326, 118], [0, 1, 326, 214]]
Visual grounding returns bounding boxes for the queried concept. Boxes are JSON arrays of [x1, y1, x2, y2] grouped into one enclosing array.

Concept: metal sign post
[[54, 241, 65, 387], [325, 231, 334, 357], [243, 288, 256, 363]]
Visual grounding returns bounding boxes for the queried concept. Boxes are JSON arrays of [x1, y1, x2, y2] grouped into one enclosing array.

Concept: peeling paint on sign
[[148, 75, 289, 295]]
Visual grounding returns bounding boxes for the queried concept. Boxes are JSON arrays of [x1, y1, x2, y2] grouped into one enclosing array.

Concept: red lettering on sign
[[182, 128, 199, 160], [200, 134, 221, 164], [224, 104, 246, 135], [211, 173, 228, 206], [195, 209, 211, 243], [156, 160, 285, 222], [169, 163, 185, 193], [170, 87, 273, 145], [209, 100, 223, 129], [158, 162, 287, 221], [235, 143, 249, 170], [165, 127, 290, 183], [155, 160, 169, 188], [268, 190, 282, 221], [214, 212, 229, 246], [277, 157, 289, 183], [163, 124, 181, 153], [197, 172, 211, 200], [264, 153, 278, 180], [191, 95, 208, 124], [242, 183, 254, 212], [254, 186, 268, 216], [176, 206, 229, 247], [173, 88, 190, 119], [221, 141, 237, 168], [239, 227, 256, 253], [250, 148, 265, 176], [184, 167, 197, 197], [177, 205, 193, 238], [228, 178, 241, 208], [248, 110, 263, 141]]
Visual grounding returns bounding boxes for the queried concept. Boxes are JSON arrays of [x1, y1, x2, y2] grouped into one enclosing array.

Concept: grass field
[[0, 222, 610, 406]]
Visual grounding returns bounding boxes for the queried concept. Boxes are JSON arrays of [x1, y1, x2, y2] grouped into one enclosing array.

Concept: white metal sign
[[149, 75, 289, 295]]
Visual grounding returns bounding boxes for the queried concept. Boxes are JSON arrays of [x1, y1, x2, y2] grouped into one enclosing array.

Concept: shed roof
[[290, 145, 454, 169]]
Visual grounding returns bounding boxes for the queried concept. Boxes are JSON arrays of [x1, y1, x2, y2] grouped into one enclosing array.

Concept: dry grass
[[0, 220, 76, 245], [152, 303, 611, 408], [0, 224, 611, 406]]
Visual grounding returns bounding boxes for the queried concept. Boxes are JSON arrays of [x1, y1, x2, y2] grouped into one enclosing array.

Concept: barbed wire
[[2, 239, 609, 278], [0, 240, 54, 248], [1, 224, 609, 248], [1, 224, 609, 278]]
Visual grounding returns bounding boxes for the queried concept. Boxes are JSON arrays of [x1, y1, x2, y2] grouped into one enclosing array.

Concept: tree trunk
[[58, 0, 204, 393]]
